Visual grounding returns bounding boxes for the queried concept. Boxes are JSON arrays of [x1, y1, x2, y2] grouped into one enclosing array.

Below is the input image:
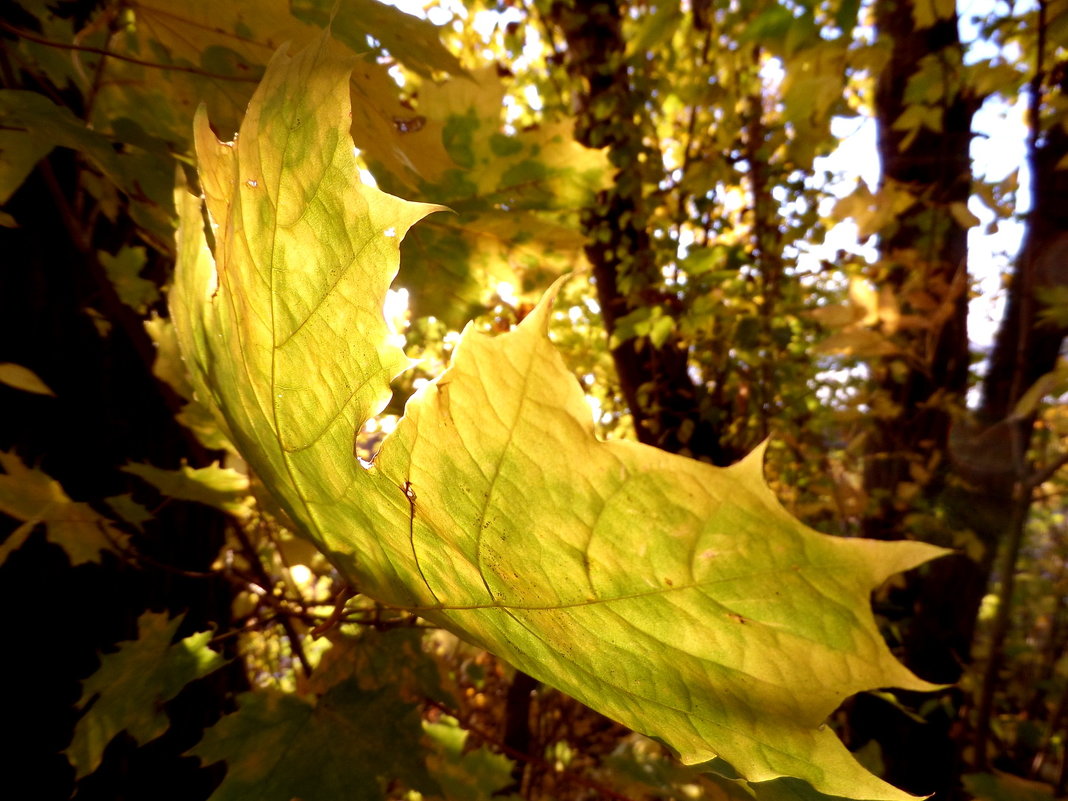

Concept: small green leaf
[[105, 494, 154, 530], [629, 1, 683, 54], [67, 612, 224, 779], [1010, 364, 1068, 421], [301, 628, 451, 707], [834, 0, 862, 33], [99, 246, 160, 314], [963, 772, 1055, 801], [649, 312, 677, 348], [123, 461, 251, 517], [424, 717, 520, 801], [144, 313, 194, 399], [0, 127, 53, 204], [0, 90, 124, 199]]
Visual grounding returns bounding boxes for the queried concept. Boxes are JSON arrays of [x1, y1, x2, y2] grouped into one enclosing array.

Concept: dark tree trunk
[[978, 59, 1068, 435], [865, 1, 976, 544], [857, 0, 1068, 794], [547, 0, 740, 467], [847, 2, 981, 797], [968, 50, 1068, 771]]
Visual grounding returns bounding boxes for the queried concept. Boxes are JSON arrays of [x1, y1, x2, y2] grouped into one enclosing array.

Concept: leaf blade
[[66, 612, 224, 779], [171, 36, 947, 800]]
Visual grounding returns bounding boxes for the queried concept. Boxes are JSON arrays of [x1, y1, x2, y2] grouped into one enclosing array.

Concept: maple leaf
[[424, 717, 521, 801], [0, 451, 126, 566], [66, 612, 224, 779], [170, 35, 948, 799]]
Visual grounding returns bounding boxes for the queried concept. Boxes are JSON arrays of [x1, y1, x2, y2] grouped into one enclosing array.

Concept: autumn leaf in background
[[66, 612, 225, 780], [0, 450, 128, 566]]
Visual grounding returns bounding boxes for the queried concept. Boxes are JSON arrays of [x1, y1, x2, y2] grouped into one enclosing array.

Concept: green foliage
[[67, 612, 225, 779], [0, 86, 175, 242], [290, 0, 466, 78], [423, 717, 522, 800], [99, 246, 160, 314], [387, 67, 611, 326], [192, 680, 437, 801], [124, 461, 251, 517], [963, 772, 1057, 801]]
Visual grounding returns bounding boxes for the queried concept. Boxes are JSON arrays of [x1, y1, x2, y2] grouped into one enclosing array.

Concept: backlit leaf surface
[[171, 37, 947, 799], [389, 67, 612, 325], [291, 0, 465, 79], [124, 461, 252, 517]]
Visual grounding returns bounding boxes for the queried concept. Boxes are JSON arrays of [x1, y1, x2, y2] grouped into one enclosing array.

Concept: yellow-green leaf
[[0, 126, 53, 204], [124, 461, 252, 517], [67, 612, 224, 779], [0, 451, 126, 565], [424, 717, 520, 801], [105, 493, 154, 530], [99, 246, 160, 314], [291, 0, 466, 79], [171, 36, 946, 800], [0, 362, 55, 396]]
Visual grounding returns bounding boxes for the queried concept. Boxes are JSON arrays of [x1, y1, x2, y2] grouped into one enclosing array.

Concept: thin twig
[[310, 585, 356, 639], [232, 523, 314, 677], [1026, 450, 1068, 491]]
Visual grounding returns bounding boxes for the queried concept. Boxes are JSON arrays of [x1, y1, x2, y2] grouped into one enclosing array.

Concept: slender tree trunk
[[865, 0, 985, 688], [857, 0, 1068, 790], [967, 29, 1068, 765]]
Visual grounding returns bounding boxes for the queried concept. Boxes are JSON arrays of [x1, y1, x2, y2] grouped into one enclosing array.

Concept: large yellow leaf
[[171, 35, 947, 799]]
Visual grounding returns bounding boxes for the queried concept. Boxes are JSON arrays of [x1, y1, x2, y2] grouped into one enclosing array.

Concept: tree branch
[[0, 19, 259, 83]]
